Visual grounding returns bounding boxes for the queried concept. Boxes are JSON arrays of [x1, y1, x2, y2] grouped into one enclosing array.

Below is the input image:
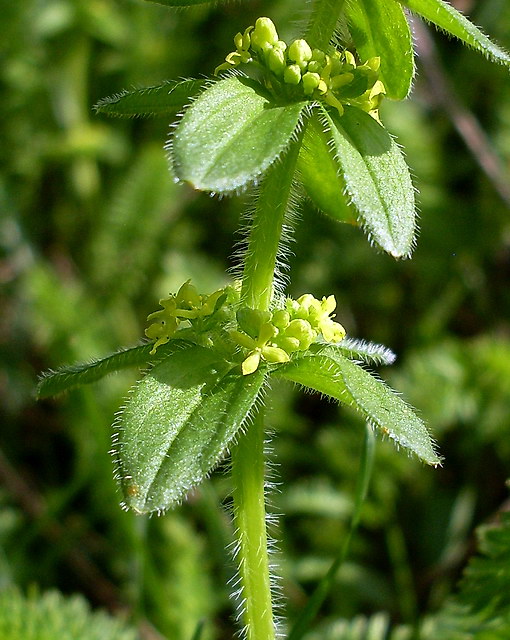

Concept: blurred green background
[[1, 0, 510, 637]]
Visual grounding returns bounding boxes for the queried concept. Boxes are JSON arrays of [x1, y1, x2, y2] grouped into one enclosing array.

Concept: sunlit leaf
[[170, 76, 307, 193], [115, 344, 265, 514], [400, 0, 510, 69], [94, 79, 206, 118], [276, 353, 441, 465], [321, 105, 416, 258], [345, 0, 414, 100]]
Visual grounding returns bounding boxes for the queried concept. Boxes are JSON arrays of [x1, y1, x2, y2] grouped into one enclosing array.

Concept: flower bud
[[267, 47, 286, 74], [288, 39, 312, 69], [251, 17, 279, 51], [272, 309, 290, 330], [285, 319, 315, 350], [302, 72, 321, 95], [284, 64, 302, 85]]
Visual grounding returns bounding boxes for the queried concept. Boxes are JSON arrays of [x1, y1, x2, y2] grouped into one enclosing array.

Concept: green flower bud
[[307, 60, 322, 74], [284, 64, 301, 85], [302, 71, 321, 95], [288, 39, 313, 69], [267, 47, 286, 74], [271, 309, 290, 330], [237, 307, 271, 339], [285, 319, 316, 350], [251, 17, 279, 51]]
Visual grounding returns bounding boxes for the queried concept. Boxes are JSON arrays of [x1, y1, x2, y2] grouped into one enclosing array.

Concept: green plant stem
[[231, 142, 302, 640], [287, 423, 376, 640], [241, 140, 301, 310], [305, 0, 347, 50]]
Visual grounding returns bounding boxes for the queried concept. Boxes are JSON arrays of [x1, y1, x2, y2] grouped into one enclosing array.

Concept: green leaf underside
[[94, 79, 207, 118], [170, 76, 307, 193], [276, 353, 440, 465], [400, 0, 510, 69], [345, 0, 414, 100], [36, 341, 177, 398], [116, 344, 265, 514], [322, 105, 416, 258], [298, 116, 355, 224]]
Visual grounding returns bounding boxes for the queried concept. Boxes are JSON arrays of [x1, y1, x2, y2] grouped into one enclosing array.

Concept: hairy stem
[[241, 140, 301, 310], [305, 0, 347, 50], [231, 141, 302, 640]]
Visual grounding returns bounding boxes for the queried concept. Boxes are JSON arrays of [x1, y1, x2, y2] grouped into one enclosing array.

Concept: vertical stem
[[231, 139, 302, 640], [305, 0, 347, 50], [231, 410, 273, 639]]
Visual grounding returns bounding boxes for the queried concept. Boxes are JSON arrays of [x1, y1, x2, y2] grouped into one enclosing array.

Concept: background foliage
[[1, 0, 510, 637]]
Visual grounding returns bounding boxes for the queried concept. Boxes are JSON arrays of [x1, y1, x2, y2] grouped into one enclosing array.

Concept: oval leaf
[[276, 353, 441, 466], [115, 344, 265, 514], [345, 0, 414, 100], [94, 78, 206, 118], [400, 0, 510, 69], [298, 117, 356, 224], [170, 76, 307, 193], [321, 105, 416, 258]]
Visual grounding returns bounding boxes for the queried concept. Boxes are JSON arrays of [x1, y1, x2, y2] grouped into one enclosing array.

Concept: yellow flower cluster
[[215, 17, 385, 118], [145, 281, 226, 354], [231, 293, 346, 375]]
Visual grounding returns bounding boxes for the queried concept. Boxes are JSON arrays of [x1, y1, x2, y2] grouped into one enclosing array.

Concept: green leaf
[[321, 105, 416, 258], [399, 0, 510, 69], [276, 353, 441, 466], [297, 116, 356, 224], [345, 0, 414, 100], [311, 338, 397, 366], [94, 79, 206, 118], [426, 512, 510, 639], [170, 76, 307, 193], [115, 343, 265, 514], [36, 342, 161, 398], [0, 587, 139, 640]]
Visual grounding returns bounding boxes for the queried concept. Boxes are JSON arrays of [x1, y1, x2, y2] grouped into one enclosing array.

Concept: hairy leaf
[[36, 342, 161, 398], [115, 344, 265, 514], [298, 116, 355, 224], [400, 0, 510, 69], [311, 338, 397, 366], [345, 0, 414, 100], [170, 76, 307, 193], [322, 105, 416, 258], [94, 79, 206, 118], [276, 353, 440, 465]]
